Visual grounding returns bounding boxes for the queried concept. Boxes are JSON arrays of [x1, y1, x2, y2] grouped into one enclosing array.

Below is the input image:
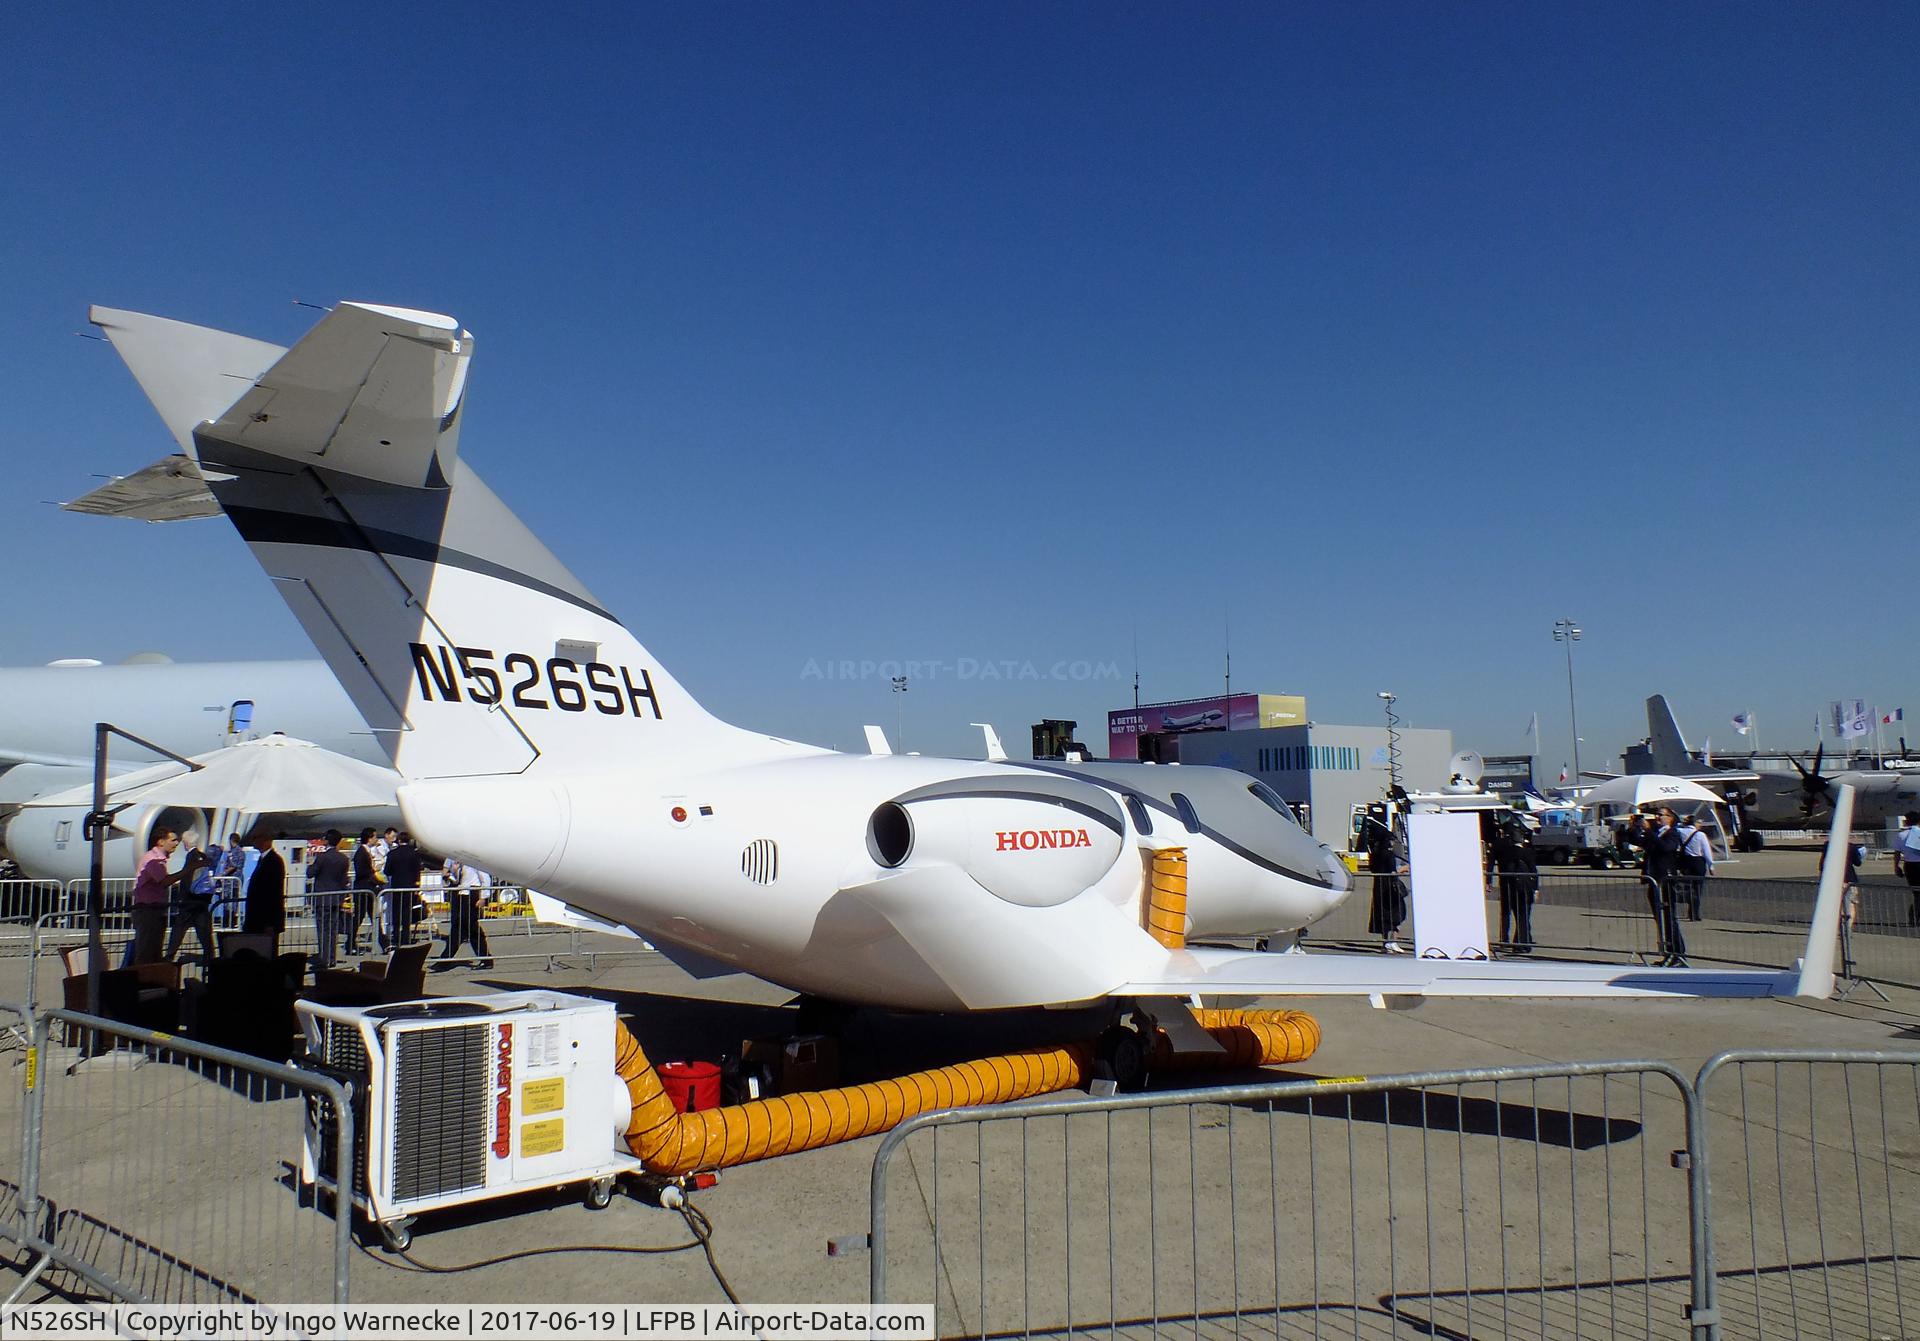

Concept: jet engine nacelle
[[871, 788, 1128, 908], [1, 801, 206, 883]]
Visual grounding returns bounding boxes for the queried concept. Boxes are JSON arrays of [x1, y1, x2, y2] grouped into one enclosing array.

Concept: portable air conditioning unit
[[297, 990, 642, 1250]]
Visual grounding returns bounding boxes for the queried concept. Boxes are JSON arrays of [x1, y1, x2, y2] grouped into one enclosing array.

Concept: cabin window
[[1171, 791, 1201, 834], [1125, 796, 1153, 835], [1249, 781, 1301, 827], [228, 700, 254, 735]]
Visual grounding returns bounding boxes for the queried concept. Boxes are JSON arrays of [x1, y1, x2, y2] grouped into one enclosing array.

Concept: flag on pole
[[1703, 737, 1713, 767], [1558, 763, 1568, 784], [1525, 712, 1538, 740], [1837, 698, 1873, 739], [1731, 711, 1753, 735], [1885, 709, 1905, 725]]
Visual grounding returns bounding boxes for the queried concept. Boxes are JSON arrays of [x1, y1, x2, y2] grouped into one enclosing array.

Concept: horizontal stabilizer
[[62, 454, 232, 522], [90, 307, 286, 452], [199, 302, 471, 489]]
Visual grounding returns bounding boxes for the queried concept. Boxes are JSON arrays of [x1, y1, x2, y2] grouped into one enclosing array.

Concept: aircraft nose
[[1319, 846, 1351, 897]]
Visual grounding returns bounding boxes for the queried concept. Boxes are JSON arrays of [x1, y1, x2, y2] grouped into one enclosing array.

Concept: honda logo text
[[995, 829, 1093, 852]]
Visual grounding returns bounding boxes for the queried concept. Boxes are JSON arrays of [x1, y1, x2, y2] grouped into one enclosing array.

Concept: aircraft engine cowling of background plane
[[867, 783, 1128, 908], [2, 801, 207, 884]]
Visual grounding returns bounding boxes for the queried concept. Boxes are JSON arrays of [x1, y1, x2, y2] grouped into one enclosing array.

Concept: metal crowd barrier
[[11, 1009, 352, 1305], [872, 1062, 1706, 1339], [0, 1002, 31, 1265], [1693, 1050, 1920, 1341], [0, 883, 65, 961], [872, 1048, 1920, 1340]]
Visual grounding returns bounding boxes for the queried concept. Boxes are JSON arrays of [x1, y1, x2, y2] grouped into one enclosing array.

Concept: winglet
[[972, 722, 1007, 762], [863, 725, 892, 756], [1793, 783, 1854, 999]]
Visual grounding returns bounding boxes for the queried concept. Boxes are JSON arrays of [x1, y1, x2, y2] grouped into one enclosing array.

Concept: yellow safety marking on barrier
[[1315, 1076, 1367, 1085], [483, 903, 536, 918], [23, 1047, 35, 1091], [521, 1118, 566, 1156], [523, 1076, 565, 1115]]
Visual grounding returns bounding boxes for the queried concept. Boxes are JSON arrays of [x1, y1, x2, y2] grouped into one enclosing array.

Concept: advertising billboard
[[1107, 693, 1307, 760]]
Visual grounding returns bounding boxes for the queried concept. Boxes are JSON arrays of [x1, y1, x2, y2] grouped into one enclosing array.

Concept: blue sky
[[4, 4, 1913, 768]]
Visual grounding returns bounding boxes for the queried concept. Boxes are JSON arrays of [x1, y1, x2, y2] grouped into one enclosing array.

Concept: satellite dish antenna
[[1446, 751, 1485, 789]]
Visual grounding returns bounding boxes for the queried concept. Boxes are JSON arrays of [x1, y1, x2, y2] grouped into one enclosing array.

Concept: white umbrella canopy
[[102, 734, 400, 812], [1577, 774, 1725, 811]]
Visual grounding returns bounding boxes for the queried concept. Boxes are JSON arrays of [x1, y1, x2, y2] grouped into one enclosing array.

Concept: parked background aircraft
[[1630, 694, 1917, 831], [0, 658, 381, 880]]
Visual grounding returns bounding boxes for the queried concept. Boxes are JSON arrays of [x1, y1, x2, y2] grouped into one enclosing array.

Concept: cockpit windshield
[[1248, 781, 1301, 827]]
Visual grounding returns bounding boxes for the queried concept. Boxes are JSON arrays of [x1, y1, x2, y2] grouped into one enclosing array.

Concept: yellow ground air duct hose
[[1144, 849, 1189, 949], [615, 1007, 1320, 1176]]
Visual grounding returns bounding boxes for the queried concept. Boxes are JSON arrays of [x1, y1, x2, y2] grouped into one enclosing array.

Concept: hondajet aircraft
[[76, 300, 1836, 1019]]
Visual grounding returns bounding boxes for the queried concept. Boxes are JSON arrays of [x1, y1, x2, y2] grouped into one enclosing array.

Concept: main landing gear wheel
[[585, 1177, 616, 1210], [1093, 1014, 1152, 1093], [377, 1220, 413, 1253]]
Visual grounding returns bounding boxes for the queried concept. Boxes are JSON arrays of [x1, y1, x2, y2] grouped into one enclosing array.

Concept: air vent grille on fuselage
[[741, 839, 778, 885]]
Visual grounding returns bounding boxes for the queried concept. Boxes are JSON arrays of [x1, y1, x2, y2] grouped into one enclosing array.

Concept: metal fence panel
[[873, 1063, 1703, 1339], [1695, 1051, 1920, 1341], [0, 1001, 32, 1252], [22, 1010, 352, 1305]]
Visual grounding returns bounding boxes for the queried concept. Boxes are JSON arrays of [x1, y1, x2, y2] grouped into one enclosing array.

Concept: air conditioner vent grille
[[391, 1024, 489, 1202]]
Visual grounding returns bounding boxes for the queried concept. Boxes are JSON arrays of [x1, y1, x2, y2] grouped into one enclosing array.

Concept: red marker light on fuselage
[[670, 806, 688, 824]]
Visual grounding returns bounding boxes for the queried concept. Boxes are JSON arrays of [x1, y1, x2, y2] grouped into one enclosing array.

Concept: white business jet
[[78, 300, 1832, 1011]]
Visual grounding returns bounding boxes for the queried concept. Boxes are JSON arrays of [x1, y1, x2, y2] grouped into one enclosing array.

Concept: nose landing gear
[[1090, 1004, 1157, 1095]]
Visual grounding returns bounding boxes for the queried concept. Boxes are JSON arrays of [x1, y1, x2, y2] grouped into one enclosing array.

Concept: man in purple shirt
[[132, 827, 200, 965]]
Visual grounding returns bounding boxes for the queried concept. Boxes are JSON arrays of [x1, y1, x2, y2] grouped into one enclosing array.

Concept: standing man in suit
[[383, 834, 424, 947], [349, 828, 381, 953], [1490, 820, 1539, 954], [308, 830, 351, 970], [1645, 808, 1688, 965], [241, 827, 287, 948]]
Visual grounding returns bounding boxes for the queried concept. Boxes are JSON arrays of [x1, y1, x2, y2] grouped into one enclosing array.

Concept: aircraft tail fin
[[93, 302, 783, 780], [90, 307, 286, 452], [1646, 695, 1698, 772]]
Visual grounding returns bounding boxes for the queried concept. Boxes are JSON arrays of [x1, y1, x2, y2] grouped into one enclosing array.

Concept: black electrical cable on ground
[[676, 1198, 740, 1306], [367, 1192, 740, 1306], [381, 1238, 702, 1273]]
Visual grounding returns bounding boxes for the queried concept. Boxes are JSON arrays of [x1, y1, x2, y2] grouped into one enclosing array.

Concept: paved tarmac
[[0, 911, 1915, 1335]]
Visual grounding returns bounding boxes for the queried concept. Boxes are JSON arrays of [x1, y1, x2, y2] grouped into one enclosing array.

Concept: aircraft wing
[[1116, 948, 1799, 1000], [1123, 855, 1843, 1002], [0, 748, 91, 769]]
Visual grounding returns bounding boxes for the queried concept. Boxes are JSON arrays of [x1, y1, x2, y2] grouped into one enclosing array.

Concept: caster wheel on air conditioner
[[586, 1178, 616, 1210], [378, 1221, 413, 1253]]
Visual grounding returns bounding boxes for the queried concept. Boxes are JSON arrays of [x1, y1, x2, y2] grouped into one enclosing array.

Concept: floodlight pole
[[1553, 619, 1582, 792], [890, 676, 908, 753], [85, 723, 201, 1028]]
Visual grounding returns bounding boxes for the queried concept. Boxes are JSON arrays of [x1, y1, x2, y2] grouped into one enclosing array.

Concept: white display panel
[[1407, 812, 1490, 960]]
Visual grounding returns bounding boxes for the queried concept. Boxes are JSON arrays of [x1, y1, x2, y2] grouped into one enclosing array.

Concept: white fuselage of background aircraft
[[0, 659, 380, 880]]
